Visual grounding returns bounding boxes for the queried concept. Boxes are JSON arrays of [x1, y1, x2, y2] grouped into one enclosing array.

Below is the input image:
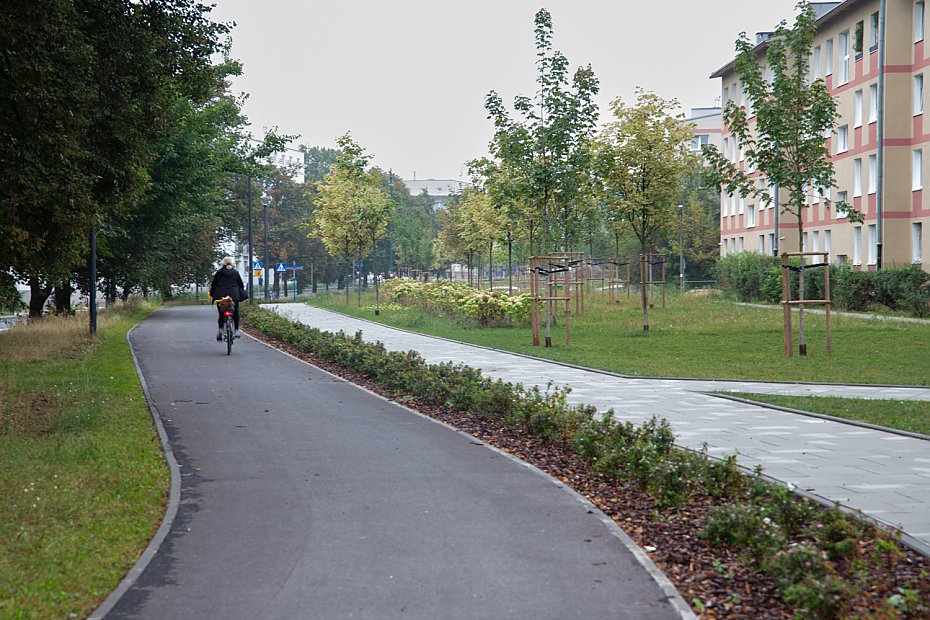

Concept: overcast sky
[[209, 0, 803, 181]]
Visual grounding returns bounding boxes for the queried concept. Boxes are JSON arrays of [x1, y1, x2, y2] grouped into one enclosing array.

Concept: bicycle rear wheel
[[225, 318, 233, 355]]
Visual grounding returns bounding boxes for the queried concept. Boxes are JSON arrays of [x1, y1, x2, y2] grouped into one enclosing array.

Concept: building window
[[825, 229, 833, 262], [737, 237, 744, 253], [747, 204, 756, 227], [867, 224, 878, 265], [768, 233, 776, 255], [854, 159, 863, 196], [759, 235, 765, 254], [911, 222, 924, 263], [691, 134, 709, 151], [868, 154, 877, 194], [813, 46, 822, 79], [739, 195, 745, 215], [803, 232, 809, 252], [825, 39, 834, 75], [838, 30, 850, 85], [870, 12, 880, 51], [812, 230, 821, 253], [853, 226, 862, 265], [723, 86, 729, 104], [869, 83, 878, 122], [854, 21, 865, 58], [854, 90, 863, 127], [915, 74, 924, 115], [914, 223, 924, 262], [914, 149, 923, 190], [917, 1, 926, 42], [836, 125, 849, 153]]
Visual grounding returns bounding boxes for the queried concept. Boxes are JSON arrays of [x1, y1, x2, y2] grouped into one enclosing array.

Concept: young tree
[[704, 1, 861, 355], [458, 188, 506, 291], [595, 90, 698, 331], [484, 8, 599, 254], [311, 134, 391, 307]]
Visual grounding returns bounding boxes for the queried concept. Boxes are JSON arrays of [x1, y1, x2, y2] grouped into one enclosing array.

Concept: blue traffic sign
[[275, 262, 287, 273], [253, 261, 263, 269]]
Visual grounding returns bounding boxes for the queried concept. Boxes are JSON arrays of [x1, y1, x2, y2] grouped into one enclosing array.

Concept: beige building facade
[[712, 0, 929, 271]]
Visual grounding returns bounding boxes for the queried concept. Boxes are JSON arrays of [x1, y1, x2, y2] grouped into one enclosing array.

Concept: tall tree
[[1, 0, 229, 316], [311, 134, 391, 306], [595, 90, 698, 332], [703, 0, 861, 355]]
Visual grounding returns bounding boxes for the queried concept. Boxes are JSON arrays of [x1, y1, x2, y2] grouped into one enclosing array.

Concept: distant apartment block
[[686, 107, 723, 160], [403, 178, 471, 210], [712, 0, 928, 270]]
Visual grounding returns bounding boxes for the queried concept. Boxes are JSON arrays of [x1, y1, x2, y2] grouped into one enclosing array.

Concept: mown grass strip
[[723, 392, 930, 437], [302, 289, 930, 386], [0, 305, 167, 620]]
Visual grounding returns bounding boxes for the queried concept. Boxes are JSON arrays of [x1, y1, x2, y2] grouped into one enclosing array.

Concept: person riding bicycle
[[209, 257, 248, 340]]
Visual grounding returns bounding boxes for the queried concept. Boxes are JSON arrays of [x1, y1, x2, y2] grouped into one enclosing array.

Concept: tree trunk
[[507, 232, 513, 296], [797, 208, 807, 356], [54, 278, 72, 314], [489, 242, 494, 292], [28, 276, 52, 318], [356, 254, 362, 307], [640, 251, 650, 332]]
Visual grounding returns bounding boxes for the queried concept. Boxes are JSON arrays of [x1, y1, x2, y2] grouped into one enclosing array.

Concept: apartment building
[[686, 107, 723, 160], [712, 0, 929, 270]]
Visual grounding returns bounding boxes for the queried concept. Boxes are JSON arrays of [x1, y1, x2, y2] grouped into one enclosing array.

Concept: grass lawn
[[0, 305, 166, 620], [723, 392, 930, 436], [302, 289, 930, 386]]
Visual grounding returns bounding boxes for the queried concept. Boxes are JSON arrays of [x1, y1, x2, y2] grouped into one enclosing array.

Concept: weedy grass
[[0, 303, 166, 620], [305, 289, 930, 386], [723, 393, 930, 437]]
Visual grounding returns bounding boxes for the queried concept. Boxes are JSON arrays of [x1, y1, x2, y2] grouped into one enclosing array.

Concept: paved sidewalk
[[269, 304, 930, 556]]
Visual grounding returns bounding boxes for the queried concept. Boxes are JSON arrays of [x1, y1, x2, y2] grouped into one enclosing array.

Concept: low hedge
[[243, 305, 928, 618], [384, 279, 530, 326], [718, 254, 930, 317]]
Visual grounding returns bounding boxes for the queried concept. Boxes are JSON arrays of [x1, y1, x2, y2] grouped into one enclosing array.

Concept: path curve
[[100, 305, 691, 619]]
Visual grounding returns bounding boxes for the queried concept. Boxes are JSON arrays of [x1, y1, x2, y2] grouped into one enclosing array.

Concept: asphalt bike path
[[99, 305, 690, 619], [269, 303, 930, 557]]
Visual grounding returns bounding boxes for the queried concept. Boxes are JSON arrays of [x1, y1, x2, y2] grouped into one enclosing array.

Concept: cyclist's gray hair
[[222, 256, 235, 267]]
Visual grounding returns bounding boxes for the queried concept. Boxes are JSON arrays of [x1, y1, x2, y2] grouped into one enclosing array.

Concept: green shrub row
[[244, 305, 927, 617], [384, 279, 531, 326], [716, 253, 930, 317]]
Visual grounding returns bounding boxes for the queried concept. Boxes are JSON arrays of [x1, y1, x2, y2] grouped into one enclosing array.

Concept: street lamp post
[[677, 204, 684, 292], [247, 174, 253, 303], [261, 192, 270, 300]]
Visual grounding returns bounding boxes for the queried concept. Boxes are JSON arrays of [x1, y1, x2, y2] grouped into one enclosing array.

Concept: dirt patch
[[0, 388, 58, 437]]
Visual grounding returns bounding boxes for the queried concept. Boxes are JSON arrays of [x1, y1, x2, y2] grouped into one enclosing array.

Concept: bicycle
[[217, 297, 236, 355]]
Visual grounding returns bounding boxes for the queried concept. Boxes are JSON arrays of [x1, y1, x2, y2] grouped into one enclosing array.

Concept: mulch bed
[[243, 324, 930, 619]]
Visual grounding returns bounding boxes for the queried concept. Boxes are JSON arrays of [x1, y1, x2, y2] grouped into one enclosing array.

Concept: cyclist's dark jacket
[[210, 266, 247, 302]]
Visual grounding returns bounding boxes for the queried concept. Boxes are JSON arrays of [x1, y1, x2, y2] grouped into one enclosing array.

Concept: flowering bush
[[385, 279, 530, 326]]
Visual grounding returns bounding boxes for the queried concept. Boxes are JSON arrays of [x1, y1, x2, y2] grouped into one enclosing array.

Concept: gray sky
[[210, 0, 802, 181]]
